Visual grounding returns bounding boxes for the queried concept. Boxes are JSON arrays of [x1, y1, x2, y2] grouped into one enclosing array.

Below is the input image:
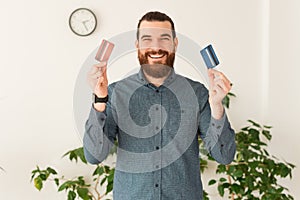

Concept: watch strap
[[93, 93, 108, 103]]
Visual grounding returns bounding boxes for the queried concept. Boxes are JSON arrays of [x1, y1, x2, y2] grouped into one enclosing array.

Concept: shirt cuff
[[210, 111, 227, 137], [91, 104, 107, 125]]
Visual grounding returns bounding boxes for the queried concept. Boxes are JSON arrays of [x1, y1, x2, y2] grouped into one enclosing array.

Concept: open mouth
[[148, 54, 165, 59]]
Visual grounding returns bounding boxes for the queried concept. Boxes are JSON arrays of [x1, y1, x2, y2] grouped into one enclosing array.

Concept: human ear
[[174, 37, 178, 52], [135, 40, 139, 49]]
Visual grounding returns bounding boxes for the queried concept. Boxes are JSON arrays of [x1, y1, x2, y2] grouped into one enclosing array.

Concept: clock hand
[[82, 19, 90, 24], [82, 21, 89, 31]]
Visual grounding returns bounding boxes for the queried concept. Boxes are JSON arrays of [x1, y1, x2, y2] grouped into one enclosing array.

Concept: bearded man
[[84, 11, 236, 200]]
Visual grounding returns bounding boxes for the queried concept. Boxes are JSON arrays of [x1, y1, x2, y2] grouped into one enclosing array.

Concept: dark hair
[[136, 11, 176, 39]]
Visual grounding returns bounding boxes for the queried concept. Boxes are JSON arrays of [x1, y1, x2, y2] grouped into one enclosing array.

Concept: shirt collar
[[137, 68, 177, 87]]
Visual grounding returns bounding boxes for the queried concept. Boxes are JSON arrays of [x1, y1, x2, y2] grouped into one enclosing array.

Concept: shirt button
[[156, 146, 159, 150], [156, 126, 159, 130], [155, 89, 159, 93], [156, 107, 159, 111], [156, 165, 159, 169], [155, 184, 159, 187]]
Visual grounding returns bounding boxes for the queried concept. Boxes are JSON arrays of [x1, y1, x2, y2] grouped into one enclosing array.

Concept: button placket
[[153, 88, 162, 200]]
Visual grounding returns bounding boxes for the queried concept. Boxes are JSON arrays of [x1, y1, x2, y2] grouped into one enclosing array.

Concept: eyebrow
[[161, 33, 171, 38], [141, 35, 152, 40], [140, 33, 172, 40]]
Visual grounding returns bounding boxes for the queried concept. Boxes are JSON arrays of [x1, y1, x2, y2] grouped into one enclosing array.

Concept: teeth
[[149, 54, 164, 59]]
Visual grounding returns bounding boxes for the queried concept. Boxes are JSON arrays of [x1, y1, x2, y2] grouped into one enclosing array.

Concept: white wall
[[0, 0, 299, 199], [268, 0, 300, 198]]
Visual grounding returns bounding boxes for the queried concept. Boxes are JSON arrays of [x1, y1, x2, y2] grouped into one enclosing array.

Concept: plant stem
[[94, 174, 101, 200], [226, 165, 234, 200]]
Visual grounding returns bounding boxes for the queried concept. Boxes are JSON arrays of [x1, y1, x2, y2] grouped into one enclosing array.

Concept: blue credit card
[[200, 44, 220, 68]]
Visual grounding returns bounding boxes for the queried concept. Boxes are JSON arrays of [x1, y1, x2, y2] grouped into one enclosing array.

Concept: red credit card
[[95, 39, 115, 62]]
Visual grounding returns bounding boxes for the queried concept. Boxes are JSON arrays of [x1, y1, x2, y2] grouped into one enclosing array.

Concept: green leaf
[[227, 165, 235, 174], [249, 128, 259, 141], [93, 166, 105, 176], [218, 184, 225, 196], [222, 95, 230, 109], [222, 92, 236, 109], [77, 187, 89, 199], [247, 120, 261, 128], [76, 148, 87, 164], [34, 177, 43, 191], [217, 165, 226, 173], [77, 176, 85, 186], [219, 177, 227, 182], [208, 179, 216, 186], [228, 92, 236, 97], [263, 125, 272, 129], [68, 190, 76, 200], [106, 182, 113, 194], [46, 167, 57, 175], [202, 190, 210, 200], [58, 181, 72, 191], [262, 130, 272, 141], [223, 183, 230, 188], [236, 152, 243, 162], [39, 174, 47, 181], [100, 177, 107, 186], [200, 158, 208, 173], [107, 170, 114, 183], [241, 126, 250, 131], [54, 178, 60, 186], [231, 183, 242, 194], [63, 147, 87, 164], [233, 169, 243, 178]]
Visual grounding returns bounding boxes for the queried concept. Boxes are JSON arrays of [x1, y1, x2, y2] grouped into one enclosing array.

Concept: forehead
[[139, 20, 173, 37]]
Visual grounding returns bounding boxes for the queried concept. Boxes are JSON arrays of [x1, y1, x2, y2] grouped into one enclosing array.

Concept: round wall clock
[[69, 8, 97, 36]]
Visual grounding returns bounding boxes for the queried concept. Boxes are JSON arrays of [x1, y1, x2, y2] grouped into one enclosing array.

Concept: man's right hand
[[87, 61, 108, 112]]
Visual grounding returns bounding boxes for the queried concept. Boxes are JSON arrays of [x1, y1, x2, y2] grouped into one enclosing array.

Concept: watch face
[[69, 8, 97, 36]]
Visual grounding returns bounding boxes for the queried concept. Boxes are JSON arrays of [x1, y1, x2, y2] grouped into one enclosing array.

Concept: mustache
[[144, 49, 169, 57]]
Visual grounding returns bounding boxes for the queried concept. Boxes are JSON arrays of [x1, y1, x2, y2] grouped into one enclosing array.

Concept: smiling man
[[84, 11, 236, 200]]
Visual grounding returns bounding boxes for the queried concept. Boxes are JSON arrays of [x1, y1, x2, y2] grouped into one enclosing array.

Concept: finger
[[208, 68, 221, 77], [209, 69, 226, 82], [95, 61, 107, 68], [96, 76, 104, 87], [215, 79, 231, 94], [90, 71, 102, 79], [102, 67, 107, 79], [89, 62, 107, 75], [210, 69, 232, 89], [208, 69, 215, 90]]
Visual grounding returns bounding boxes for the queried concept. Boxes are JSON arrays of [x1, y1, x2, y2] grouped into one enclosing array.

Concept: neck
[[142, 70, 171, 87]]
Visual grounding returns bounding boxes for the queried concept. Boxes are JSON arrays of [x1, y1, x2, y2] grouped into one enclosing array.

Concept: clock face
[[69, 8, 97, 36]]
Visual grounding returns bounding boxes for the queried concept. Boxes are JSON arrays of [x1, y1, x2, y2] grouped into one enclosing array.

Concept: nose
[[149, 39, 162, 50]]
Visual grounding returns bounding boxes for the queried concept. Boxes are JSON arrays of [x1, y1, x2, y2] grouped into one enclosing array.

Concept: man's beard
[[138, 49, 175, 78]]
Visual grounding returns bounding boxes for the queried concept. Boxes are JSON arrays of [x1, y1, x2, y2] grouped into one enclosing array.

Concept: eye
[[161, 37, 170, 41], [142, 38, 151, 41]]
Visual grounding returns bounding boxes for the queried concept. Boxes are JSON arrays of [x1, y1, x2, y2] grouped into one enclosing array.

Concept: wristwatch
[[93, 93, 108, 103]]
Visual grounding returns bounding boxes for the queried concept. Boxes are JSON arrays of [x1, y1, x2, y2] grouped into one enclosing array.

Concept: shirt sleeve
[[83, 87, 118, 164], [197, 86, 236, 165]]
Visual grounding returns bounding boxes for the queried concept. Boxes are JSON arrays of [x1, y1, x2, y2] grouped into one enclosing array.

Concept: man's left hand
[[208, 68, 232, 120]]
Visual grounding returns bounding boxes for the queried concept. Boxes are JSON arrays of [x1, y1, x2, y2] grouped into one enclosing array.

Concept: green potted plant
[[31, 148, 114, 200], [201, 120, 295, 199], [31, 93, 295, 200]]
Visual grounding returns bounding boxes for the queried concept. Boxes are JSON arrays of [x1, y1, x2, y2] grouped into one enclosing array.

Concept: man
[[84, 11, 236, 200]]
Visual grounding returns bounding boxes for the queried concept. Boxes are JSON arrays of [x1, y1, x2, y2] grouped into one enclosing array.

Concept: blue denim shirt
[[84, 69, 236, 200]]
